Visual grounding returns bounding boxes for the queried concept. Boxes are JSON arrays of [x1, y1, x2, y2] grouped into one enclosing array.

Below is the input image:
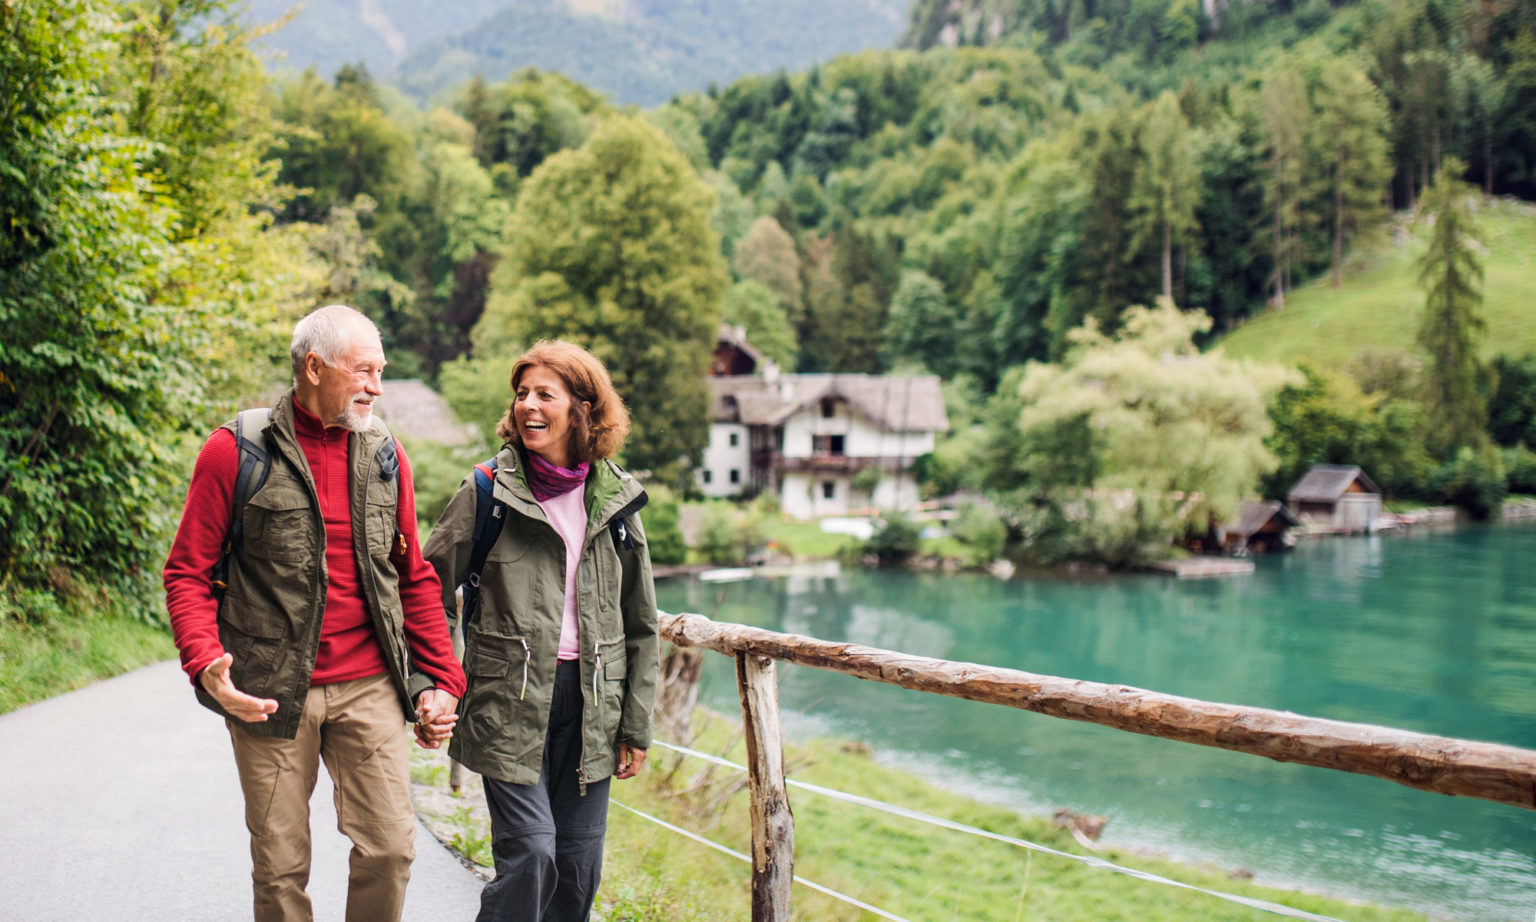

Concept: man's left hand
[[413, 688, 459, 749], [615, 742, 647, 780]]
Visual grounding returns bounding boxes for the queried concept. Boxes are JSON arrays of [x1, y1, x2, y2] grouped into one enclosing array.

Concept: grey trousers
[[478, 660, 610, 922]]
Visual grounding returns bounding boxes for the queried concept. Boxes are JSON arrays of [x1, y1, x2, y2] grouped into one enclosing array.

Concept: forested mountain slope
[[246, 0, 907, 105]]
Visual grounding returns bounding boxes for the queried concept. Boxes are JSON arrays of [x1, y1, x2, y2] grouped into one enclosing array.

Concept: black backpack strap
[[460, 458, 507, 635], [374, 420, 399, 482], [213, 408, 273, 596]]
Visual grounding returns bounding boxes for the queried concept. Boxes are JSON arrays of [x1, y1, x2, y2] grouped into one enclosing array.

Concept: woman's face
[[514, 364, 575, 467]]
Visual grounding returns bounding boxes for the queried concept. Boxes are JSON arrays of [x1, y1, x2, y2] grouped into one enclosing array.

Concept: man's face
[[307, 334, 386, 432]]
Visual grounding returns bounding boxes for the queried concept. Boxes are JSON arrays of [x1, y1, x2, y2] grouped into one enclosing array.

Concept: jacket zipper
[[519, 637, 530, 701]]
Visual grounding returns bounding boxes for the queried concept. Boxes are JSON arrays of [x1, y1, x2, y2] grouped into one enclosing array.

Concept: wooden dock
[[1146, 557, 1255, 578]]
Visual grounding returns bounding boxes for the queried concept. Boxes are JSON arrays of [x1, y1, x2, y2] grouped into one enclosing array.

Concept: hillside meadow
[[1217, 199, 1536, 370]]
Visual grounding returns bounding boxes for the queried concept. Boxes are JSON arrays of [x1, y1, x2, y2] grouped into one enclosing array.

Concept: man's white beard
[[336, 396, 374, 433]]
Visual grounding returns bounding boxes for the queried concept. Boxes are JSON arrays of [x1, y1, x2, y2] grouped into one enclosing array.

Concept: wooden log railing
[[657, 610, 1536, 921]]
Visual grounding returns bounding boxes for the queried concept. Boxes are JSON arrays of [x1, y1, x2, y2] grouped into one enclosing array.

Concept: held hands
[[615, 742, 647, 780], [198, 653, 279, 723], [414, 688, 460, 749]]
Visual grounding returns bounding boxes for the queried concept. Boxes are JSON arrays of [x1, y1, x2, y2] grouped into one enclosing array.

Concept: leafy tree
[[1262, 365, 1433, 500], [1488, 354, 1536, 448], [1416, 159, 1487, 455], [384, 127, 510, 374], [732, 216, 803, 316], [474, 117, 728, 475], [1311, 58, 1391, 288], [455, 68, 607, 177], [0, 1, 189, 594], [992, 142, 1089, 367], [982, 301, 1293, 563], [1492, 31, 1536, 200], [1130, 91, 1200, 301], [883, 270, 957, 376], [270, 65, 416, 223], [115, 0, 319, 407], [721, 281, 798, 370], [796, 227, 892, 373]]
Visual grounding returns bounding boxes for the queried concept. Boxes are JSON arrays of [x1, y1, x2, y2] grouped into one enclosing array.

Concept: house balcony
[[770, 453, 911, 475]]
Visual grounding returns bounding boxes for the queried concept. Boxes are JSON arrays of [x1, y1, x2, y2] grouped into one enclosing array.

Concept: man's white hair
[[290, 305, 381, 380]]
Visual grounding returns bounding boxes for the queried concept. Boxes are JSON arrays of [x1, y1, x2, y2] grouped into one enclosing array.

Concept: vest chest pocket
[[243, 488, 314, 563], [366, 478, 398, 557]]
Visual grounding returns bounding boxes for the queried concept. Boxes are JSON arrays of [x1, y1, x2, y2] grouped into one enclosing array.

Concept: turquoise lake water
[[654, 522, 1536, 920]]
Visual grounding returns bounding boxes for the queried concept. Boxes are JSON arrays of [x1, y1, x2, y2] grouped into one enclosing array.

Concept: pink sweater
[[535, 485, 587, 661]]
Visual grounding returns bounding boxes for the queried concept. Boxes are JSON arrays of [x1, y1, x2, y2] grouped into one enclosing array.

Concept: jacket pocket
[[460, 632, 535, 763], [596, 637, 627, 742]]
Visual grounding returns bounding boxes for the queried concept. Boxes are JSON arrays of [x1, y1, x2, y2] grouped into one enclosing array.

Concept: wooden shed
[[1287, 465, 1382, 533], [1220, 500, 1300, 554]]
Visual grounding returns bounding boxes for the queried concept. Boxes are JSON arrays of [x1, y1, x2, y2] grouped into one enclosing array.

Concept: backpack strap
[[459, 458, 507, 635], [373, 417, 399, 482], [212, 408, 274, 597]]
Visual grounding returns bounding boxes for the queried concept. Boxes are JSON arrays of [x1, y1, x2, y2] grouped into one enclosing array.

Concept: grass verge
[[413, 709, 1427, 922], [0, 611, 174, 714]]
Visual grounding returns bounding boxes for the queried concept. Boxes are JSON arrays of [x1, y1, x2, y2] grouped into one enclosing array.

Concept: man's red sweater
[[163, 400, 465, 698]]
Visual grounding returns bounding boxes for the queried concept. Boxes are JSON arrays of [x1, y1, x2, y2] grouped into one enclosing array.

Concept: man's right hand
[[199, 652, 279, 722]]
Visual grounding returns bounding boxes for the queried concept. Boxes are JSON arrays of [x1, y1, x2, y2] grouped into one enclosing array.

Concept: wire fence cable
[[609, 798, 914, 922], [651, 739, 1347, 922]]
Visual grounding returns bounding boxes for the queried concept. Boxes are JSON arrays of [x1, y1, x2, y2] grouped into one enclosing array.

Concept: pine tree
[[1416, 158, 1487, 455]]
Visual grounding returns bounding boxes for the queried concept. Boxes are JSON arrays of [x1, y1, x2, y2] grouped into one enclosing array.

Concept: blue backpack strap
[[460, 458, 506, 634], [213, 408, 273, 596]]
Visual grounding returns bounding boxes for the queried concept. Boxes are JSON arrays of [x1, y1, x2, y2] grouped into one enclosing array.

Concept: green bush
[[1001, 490, 1175, 568], [692, 504, 750, 565], [639, 485, 687, 566], [951, 502, 1007, 566], [1504, 445, 1536, 495], [1429, 445, 1507, 520], [863, 512, 922, 567]]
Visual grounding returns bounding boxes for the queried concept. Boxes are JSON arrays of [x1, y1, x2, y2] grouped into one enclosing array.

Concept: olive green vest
[[195, 392, 430, 739]]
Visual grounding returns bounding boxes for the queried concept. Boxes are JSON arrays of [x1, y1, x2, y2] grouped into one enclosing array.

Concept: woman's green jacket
[[423, 445, 658, 786]]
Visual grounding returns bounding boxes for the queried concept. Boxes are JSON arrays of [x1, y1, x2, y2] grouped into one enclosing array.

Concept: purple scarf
[[525, 450, 589, 502]]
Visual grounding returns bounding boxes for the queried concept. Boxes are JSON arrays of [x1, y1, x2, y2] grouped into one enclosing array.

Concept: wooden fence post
[[737, 652, 794, 922]]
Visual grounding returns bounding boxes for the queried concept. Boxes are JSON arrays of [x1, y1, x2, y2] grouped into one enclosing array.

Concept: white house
[[697, 355, 949, 518]]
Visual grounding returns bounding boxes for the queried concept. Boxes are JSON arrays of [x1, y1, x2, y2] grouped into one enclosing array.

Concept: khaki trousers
[[228, 672, 416, 922]]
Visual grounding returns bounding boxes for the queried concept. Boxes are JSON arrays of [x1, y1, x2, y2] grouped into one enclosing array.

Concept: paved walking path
[[0, 660, 484, 921]]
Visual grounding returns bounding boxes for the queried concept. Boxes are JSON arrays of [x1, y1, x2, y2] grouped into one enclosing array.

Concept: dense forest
[[5, 0, 1536, 626]]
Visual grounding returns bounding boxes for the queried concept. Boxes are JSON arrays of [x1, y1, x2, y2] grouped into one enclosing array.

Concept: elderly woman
[[424, 340, 658, 922]]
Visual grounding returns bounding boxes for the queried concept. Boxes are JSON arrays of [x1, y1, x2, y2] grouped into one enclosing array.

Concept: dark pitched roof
[[708, 373, 949, 432], [1287, 465, 1381, 504], [1225, 500, 1300, 538], [374, 379, 479, 446]]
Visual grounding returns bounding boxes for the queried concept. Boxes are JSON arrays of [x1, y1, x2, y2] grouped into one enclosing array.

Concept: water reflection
[[659, 524, 1536, 920]]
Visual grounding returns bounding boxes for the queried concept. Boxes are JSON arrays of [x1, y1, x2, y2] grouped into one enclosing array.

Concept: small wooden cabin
[[1220, 500, 1300, 554], [1287, 465, 1382, 533]]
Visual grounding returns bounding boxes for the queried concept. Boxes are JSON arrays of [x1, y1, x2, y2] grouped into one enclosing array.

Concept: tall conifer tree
[[1416, 159, 1487, 454]]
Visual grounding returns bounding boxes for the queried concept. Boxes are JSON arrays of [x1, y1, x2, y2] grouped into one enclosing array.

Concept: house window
[[730, 469, 740, 484], [821, 399, 835, 418], [812, 434, 846, 456], [728, 432, 739, 447], [703, 470, 713, 484], [822, 481, 836, 499]]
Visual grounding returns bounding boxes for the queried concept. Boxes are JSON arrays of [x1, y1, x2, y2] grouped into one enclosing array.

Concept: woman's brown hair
[[495, 340, 631, 463]]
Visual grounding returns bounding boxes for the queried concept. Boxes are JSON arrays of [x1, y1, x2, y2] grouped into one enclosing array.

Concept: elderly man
[[164, 305, 466, 921]]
